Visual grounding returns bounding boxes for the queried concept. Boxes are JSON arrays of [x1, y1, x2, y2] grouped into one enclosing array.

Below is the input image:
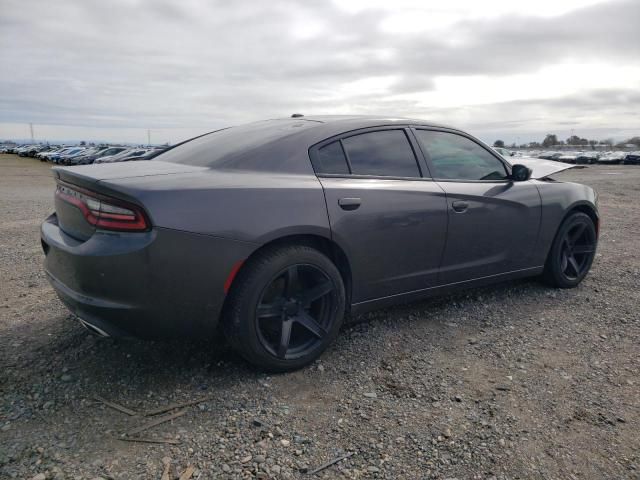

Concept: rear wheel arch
[[223, 234, 353, 311]]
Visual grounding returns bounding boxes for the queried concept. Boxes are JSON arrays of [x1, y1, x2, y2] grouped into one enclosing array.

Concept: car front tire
[[543, 212, 597, 288], [223, 245, 345, 372]]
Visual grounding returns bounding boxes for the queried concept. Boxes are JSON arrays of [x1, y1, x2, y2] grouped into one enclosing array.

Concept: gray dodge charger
[[41, 116, 598, 371]]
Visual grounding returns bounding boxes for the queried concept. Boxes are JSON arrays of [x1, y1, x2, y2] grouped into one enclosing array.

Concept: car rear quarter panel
[[98, 169, 332, 245]]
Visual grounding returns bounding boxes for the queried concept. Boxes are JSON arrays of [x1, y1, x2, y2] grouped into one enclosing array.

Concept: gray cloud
[[0, 0, 638, 142], [434, 87, 640, 143]]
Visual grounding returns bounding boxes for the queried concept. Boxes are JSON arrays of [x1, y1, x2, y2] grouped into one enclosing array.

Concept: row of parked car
[[495, 147, 639, 165], [532, 150, 640, 165], [1, 143, 168, 165], [4, 142, 638, 166], [461, 146, 640, 166]]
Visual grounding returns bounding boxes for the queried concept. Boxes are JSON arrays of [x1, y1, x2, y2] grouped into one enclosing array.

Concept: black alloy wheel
[[544, 212, 597, 288], [559, 222, 596, 281], [224, 245, 345, 371], [256, 264, 335, 360]]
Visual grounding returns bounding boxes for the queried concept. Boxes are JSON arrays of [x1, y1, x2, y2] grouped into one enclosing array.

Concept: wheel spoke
[[277, 318, 293, 358], [255, 262, 339, 361], [572, 244, 595, 255], [299, 281, 334, 307], [257, 303, 282, 319], [293, 311, 327, 339], [284, 266, 299, 297], [560, 252, 568, 273], [569, 223, 586, 243], [567, 254, 581, 276]]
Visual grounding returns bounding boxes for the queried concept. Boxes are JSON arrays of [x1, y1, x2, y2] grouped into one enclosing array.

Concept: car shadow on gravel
[[16, 276, 549, 389], [345, 276, 548, 325]]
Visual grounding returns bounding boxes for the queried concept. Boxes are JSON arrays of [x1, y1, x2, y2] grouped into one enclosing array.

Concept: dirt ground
[[0, 153, 638, 480]]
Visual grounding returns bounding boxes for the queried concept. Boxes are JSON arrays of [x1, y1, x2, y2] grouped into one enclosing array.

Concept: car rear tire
[[223, 245, 345, 372], [543, 212, 597, 288]]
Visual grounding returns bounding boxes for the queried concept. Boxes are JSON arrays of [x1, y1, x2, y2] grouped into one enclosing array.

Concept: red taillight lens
[[55, 182, 150, 232]]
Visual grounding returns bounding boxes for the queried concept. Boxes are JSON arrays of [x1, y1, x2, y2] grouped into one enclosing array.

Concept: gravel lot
[[0, 153, 638, 480]]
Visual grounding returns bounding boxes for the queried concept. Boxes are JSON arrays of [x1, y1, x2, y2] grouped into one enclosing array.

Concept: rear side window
[[315, 141, 349, 174], [157, 120, 317, 168], [415, 130, 508, 181], [342, 130, 421, 177]]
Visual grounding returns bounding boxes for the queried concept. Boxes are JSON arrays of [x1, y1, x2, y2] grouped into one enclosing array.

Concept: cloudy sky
[[1, 0, 638, 145]]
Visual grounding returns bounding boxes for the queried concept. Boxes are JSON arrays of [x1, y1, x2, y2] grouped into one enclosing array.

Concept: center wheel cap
[[284, 300, 299, 316]]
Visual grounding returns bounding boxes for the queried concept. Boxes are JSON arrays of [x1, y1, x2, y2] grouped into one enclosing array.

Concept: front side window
[[415, 130, 508, 181], [341, 130, 421, 177]]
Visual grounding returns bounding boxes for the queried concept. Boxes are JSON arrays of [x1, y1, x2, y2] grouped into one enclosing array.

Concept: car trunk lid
[[53, 161, 206, 187]]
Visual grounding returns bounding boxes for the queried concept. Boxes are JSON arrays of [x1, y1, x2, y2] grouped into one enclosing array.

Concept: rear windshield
[[156, 120, 316, 168]]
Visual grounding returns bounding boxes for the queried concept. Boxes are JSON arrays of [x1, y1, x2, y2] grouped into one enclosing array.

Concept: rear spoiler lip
[[52, 161, 206, 183]]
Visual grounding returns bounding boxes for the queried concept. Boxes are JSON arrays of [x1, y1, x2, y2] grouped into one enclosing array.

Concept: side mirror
[[511, 164, 532, 181]]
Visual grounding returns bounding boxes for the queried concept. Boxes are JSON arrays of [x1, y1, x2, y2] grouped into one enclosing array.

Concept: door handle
[[452, 200, 468, 213], [338, 197, 361, 211]]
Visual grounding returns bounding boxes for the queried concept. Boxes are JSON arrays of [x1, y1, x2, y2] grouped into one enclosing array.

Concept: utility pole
[[29, 123, 34, 142]]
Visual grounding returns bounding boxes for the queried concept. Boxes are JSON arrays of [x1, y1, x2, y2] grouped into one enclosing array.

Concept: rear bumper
[[45, 270, 135, 337], [41, 214, 256, 338]]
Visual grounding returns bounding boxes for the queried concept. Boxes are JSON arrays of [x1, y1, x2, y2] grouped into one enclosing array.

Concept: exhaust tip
[[78, 318, 111, 337]]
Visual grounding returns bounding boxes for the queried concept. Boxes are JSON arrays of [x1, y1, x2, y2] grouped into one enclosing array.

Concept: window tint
[[341, 130, 421, 177], [415, 130, 508, 181], [314, 141, 349, 174]]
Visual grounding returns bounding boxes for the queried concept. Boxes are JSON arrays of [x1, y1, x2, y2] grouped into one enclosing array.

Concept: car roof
[[272, 114, 452, 132], [235, 115, 458, 148], [290, 114, 440, 123]]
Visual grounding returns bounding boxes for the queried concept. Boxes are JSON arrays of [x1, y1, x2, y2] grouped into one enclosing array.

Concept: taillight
[[55, 182, 150, 232]]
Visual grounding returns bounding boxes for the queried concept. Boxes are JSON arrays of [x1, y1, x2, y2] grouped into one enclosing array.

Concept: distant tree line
[[493, 135, 640, 149]]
